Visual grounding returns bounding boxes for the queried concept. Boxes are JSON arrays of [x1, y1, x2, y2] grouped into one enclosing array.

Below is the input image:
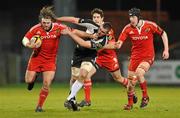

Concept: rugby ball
[[30, 35, 42, 48]]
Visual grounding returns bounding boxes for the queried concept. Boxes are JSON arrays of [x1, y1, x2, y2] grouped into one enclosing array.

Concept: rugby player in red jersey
[[78, 8, 133, 107], [116, 8, 169, 110], [22, 6, 70, 112]]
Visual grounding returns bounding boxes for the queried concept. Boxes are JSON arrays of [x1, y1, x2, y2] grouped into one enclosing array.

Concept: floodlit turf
[[0, 83, 180, 118]]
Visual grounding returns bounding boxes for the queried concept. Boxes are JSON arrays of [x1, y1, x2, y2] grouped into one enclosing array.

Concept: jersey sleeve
[[58, 23, 67, 30], [150, 21, 164, 35], [118, 26, 128, 42], [78, 18, 99, 31]]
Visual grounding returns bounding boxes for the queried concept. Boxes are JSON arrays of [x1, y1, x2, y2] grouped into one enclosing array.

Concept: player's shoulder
[[125, 24, 132, 29], [53, 22, 67, 29], [144, 20, 157, 27], [122, 24, 131, 32], [53, 22, 64, 27], [29, 24, 41, 32]]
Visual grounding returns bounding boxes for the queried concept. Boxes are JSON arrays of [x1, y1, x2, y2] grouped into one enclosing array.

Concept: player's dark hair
[[91, 8, 104, 18], [103, 22, 112, 32], [39, 6, 57, 22]]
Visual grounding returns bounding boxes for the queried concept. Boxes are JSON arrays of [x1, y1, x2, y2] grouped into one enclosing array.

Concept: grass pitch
[[0, 83, 180, 118]]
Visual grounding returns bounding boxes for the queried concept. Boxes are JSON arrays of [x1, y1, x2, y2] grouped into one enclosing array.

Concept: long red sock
[[37, 88, 49, 108], [127, 91, 134, 105], [84, 80, 92, 102], [139, 80, 148, 98]]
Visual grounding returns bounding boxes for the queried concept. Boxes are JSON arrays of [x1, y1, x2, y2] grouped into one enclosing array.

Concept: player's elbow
[[22, 37, 30, 47]]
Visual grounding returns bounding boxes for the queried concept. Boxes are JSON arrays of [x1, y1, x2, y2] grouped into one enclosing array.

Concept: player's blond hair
[[39, 6, 57, 22]]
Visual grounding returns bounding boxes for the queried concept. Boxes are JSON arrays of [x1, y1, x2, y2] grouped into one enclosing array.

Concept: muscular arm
[[161, 31, 169, 51], [67, 31, 91, 48], [161, 31, 169, 59], [102, 40, 124, 49], [72, 29, 96, 39], [56, 16, 80, 24]]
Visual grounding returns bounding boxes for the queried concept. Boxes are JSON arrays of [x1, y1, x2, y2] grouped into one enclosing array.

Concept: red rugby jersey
[[97, 29, 117, 60], [25, 23, 66, 59], [118, 20, 163, 59]]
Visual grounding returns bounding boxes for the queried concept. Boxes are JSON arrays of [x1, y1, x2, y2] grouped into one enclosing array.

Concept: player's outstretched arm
[[161, 31, 169, 59], [69, 32, 92, 48], [102, 40, 123, 49], [56, 17, 80, 24], [61, 28, 91, 48], [72, 29, 97, 39]]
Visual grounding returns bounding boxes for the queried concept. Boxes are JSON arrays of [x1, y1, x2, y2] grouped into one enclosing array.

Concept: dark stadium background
[[0, 0, 180, 85]]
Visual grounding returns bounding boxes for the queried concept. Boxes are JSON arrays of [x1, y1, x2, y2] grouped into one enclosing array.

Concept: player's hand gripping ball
[[30, 35, 42, 48]]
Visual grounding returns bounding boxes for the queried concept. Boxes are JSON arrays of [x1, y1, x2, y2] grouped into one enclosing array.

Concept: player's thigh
[[25, 70, 37, 83], [42, 71, 55, 87], [136, 61, 150, 77], [80, 61, 94, 78], [71, 67, 80, 79]]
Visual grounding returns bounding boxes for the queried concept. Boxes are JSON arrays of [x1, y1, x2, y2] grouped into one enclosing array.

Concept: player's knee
[[135, 69, 144, 79], [69, 77, 76, 86], [79, 70, 88, 80], [79, 73, 87, 80], [43, 80, 51, 89], [113, 75, 122, 82], [86, 73, 94, 80]]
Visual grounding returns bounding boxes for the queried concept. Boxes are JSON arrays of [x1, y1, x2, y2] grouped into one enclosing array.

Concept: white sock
[[67, 80, 83, 100]]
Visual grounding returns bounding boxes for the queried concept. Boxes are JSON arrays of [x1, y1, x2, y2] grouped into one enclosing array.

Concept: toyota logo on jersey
[[41, 34, 57, 39], [132, 36, 148, 40]]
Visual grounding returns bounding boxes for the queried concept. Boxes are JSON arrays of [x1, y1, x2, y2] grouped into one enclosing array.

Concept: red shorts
[[96, 57, 120, 72], [27, 57, 56, 72], [128, 57, 154, 72]]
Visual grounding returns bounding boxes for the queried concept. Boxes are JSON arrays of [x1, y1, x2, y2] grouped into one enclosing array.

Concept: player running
[[116, 7, 169, 110], [22, 5, 105, 112]]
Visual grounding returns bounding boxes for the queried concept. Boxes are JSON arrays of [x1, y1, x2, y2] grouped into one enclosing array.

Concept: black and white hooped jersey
[[73, 18, 100, 60]]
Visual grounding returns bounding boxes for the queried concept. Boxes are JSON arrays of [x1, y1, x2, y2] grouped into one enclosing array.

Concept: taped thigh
[[71, 67, 80, 77], [137, 63, 149, 72], [80, 61, 94, 72]]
